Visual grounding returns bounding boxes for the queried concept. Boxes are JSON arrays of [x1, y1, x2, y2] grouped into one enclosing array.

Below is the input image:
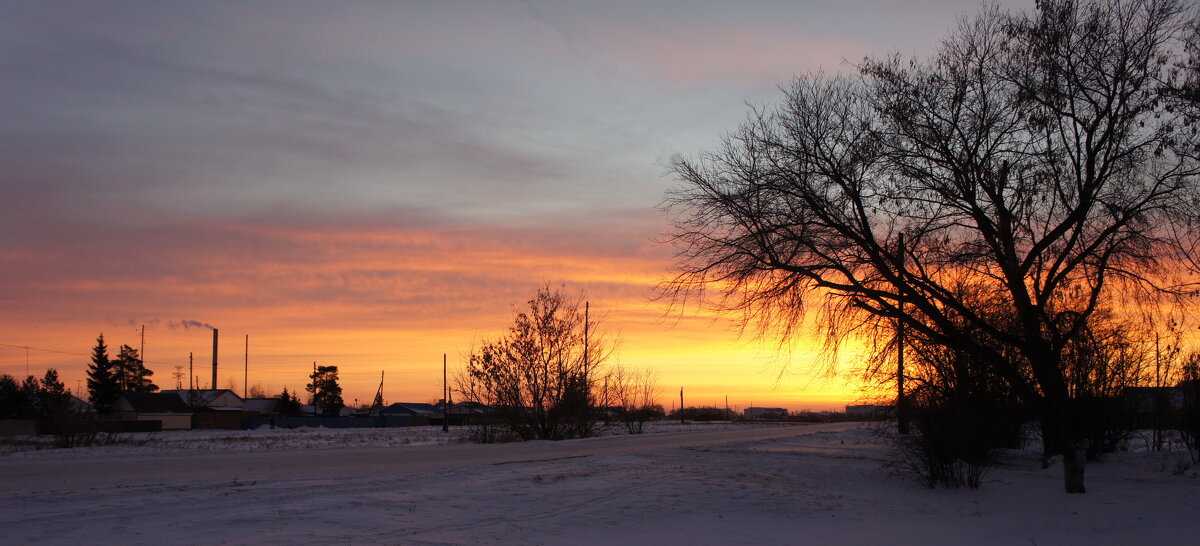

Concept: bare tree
[[610, 365, 660, 434], [664, 0, 1200, 493], [459, 285, 613, 441]]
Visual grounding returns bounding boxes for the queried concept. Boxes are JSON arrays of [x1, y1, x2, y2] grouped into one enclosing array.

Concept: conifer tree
[[38, 368, 70, 417], [114, 344, 158, 393], [277, 387, 302, 417], [86, 334, 119, 413], [306, 365, 344, 417]]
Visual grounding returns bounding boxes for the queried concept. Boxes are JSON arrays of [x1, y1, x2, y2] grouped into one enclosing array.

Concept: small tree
[[277, 387, 302, 417], [247, 383, 270, 399], [0, 374, 24, 418], [611, 365, 660, 434], [306, 366, 344, 417], [86, 334, 119, 414], [113, 344, 158, 393], [38, 369, 71, 420]]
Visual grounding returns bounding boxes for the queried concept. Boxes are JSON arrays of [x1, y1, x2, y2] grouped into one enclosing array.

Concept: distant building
[[380, 403, 441, 417], [845, 404, 892, 419], [744, 407, 788, 419], [242, 398, 280, 416], [1122, 385, 1186, 413], [161, 389, 244, 411], [112, 392, 194, 430], [161, 389, 245, 429], [67, 394, 95, 413]]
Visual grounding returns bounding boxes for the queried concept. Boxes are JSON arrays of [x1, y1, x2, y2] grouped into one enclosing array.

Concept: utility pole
[[188, 352, 193, 390], [139, 324, 145, 370], [243, 334, 249, 399], [442, 353, 449, 432], [211, 329, 219, 393], [897, 232, 909, 435], [584, 301, 590, 406], [680, 387, 684, 424]]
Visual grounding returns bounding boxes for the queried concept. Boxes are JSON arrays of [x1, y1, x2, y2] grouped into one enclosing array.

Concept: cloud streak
[[0, 0, 1027, 409]]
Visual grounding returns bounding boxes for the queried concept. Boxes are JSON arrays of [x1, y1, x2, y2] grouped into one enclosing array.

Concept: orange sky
[[1, 214, 872, 412], [1, 1, 1021, 413]]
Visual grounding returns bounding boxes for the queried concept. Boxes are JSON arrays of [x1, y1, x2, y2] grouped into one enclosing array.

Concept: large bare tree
[[664, 0, 1200, 493]]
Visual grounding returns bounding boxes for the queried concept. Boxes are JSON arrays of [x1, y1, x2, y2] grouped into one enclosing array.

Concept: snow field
[[0, 422, 1196, 545]]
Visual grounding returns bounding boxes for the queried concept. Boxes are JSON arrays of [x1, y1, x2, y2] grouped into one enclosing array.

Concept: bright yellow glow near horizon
[[0, 303, 874, 413], [0, 222, 878, 413]]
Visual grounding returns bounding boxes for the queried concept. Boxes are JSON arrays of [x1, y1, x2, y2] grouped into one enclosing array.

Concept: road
[[0, 423, 835, 494]]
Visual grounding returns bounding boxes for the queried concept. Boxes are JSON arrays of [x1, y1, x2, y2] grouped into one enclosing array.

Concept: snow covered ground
[[1, 422, 1196, 544]]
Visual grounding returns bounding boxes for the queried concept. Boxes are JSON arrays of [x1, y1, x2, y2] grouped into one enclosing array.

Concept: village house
[[112, 392, 194, 430], [161, 389, 245, 429], [744, 407, 788, 419]]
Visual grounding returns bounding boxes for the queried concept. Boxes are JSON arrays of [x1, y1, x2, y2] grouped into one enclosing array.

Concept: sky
[[0, 0, 1030, 411]]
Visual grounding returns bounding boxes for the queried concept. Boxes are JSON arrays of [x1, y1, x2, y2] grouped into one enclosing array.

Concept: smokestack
[[211, 328, 219, 390]]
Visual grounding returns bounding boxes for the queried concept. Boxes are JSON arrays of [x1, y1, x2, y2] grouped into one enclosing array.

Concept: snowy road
[[1, 423, 824, 493], [2, 423, 1196, 545]]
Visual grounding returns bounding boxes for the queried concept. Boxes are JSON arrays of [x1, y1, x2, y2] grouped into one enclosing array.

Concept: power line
[[0, 342, 88, 358], [0, 342, 184, 368], [2, 342, 440, 377]]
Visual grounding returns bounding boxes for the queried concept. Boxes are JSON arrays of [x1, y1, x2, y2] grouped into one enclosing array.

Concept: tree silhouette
[[113, 344, 158, 393], [459, 285, 612, 441], [86, 334, 119, 414], [664, 0, 1200, 493], [277, 387, 302, 417], [306, 366, 344, 417]]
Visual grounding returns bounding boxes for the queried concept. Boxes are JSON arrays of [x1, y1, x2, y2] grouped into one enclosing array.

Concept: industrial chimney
[[211, 328, 219, 390]]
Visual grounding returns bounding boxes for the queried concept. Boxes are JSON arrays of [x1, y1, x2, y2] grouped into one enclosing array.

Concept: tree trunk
[[1062, 438, 1088, 494], [1043, 393, 1087, 493]]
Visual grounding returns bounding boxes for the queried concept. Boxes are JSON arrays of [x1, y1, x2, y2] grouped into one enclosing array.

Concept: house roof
[[161, 389, 244, 408], [115, 392, 193, 414], [380, 403, 441, 416], [68, 395, 95, 413], [450, 402, 490, 414], [243, 398, 279, 414]]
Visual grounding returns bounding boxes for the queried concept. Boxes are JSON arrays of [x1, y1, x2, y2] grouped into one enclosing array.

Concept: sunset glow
[[1, 0, 1026, 412]]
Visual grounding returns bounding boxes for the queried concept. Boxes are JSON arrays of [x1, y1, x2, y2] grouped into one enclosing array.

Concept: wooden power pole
[[442, 353, 449, 432]]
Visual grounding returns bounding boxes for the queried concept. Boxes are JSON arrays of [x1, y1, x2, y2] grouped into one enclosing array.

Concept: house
[[242, 398, 279, 416], [161, 389, 244, 410], [112, 392, 194, 430], [451, 401, 491, 416], [1122, 386, 1185, 413], [744, 407, 788, 419], [161, 389, 245, 429], [67, 394, 95, 413], [845, 404, 893, 419], [381, 402, 455, 426], [381, 402, 442, 417]]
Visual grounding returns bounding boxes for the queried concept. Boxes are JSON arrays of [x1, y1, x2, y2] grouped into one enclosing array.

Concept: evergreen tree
[[0, 374, 21, 418], [39, 368, 70, 418], [277, 387, 302, 417], [114, 344, 158, 393], [86, 334, 119, 413], [18, 376, 40, 418], [306, 365, 344, 417]]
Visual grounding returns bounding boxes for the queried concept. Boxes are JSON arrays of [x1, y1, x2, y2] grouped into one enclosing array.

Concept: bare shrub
[[610, 366, 660, 434]]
